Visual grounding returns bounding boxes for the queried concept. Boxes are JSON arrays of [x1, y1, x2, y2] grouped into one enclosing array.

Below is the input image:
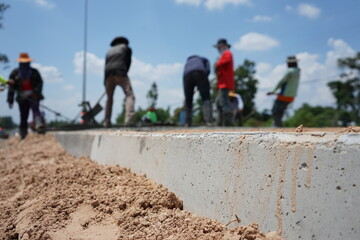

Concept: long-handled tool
[[81, 92, 106, 124]]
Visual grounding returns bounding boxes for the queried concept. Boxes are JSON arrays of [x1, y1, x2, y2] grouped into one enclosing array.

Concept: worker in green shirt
[[141, 107, 158, 125], [0, 75, 9, 93], [0, 75, 7, 85], [267, 56, 301, 127]]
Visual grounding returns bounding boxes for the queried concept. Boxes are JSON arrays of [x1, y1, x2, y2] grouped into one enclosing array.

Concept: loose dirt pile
[[0, 134, 283, 240]]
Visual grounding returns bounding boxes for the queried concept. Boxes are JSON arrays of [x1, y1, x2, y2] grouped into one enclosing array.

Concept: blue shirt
[[183, 55, 210, 77]]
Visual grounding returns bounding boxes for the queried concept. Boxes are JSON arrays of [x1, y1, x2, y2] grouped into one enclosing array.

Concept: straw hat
[[16, 53, 33, 63]]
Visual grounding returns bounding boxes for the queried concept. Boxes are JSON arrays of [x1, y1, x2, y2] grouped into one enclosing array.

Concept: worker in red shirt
[[214, 38, 235, 126]]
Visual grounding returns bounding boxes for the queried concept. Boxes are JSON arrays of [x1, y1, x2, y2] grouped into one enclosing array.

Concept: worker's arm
[[204, 58, 210, 77], [268, 71, 291, 95], [7, 70, 17, 108], [125, 47, 132, 72], [215, 51, 232, 67]]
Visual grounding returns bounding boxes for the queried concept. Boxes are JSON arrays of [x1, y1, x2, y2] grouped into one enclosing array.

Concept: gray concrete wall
[[54, 130, 360, 240]]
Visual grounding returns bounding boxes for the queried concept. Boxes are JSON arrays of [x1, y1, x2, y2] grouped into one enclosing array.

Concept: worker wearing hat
[[103, 36, 135, 127], [267, 56, 301, 127], [7, 53, 45, 139], [214, 38, 235, 126]]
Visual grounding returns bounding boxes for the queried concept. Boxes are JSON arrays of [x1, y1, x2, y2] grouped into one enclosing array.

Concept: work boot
[[19, 128, 28, 140], [103, 121, 112, 128], [202, 100, 213, 125], [35, 116, 46, 134], [185, 108, 192, 127]]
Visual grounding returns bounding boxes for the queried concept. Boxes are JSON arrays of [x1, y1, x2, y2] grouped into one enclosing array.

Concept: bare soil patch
[[0, 134, 282, 240]]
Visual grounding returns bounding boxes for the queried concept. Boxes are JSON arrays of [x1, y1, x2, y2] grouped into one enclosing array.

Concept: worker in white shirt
[[229, 91, 244, 126]]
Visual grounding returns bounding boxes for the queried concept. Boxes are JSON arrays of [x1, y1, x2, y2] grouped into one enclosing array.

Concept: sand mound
[[0, 134, 283, 240]]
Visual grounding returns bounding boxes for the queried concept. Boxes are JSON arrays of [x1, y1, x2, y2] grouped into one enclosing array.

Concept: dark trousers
[[183, 71, 212, 125], [18, 99, 41, 137], [272, 99, 290, 127], [216, 89, 233, 126]]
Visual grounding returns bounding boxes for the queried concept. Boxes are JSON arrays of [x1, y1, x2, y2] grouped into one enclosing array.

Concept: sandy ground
[[0, 134, 283, 240]]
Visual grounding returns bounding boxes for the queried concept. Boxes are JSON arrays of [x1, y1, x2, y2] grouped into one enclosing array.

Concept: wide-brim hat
[[287, 56, 298, 63], [213, 38, 231, 48], [110, 36, 129, 47], [16, 53, 33, 63]]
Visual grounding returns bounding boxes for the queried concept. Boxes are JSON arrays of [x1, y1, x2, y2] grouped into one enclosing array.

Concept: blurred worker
[[229, 91, 244, 126], [7, 53, 45, 139], [267, 56, 300, 127], [141, 107, 158, 125], [104, 36, 135, 127], [183, 55, 212, 126], [0, 75, 8, 93], [214, 38, 235, 126]]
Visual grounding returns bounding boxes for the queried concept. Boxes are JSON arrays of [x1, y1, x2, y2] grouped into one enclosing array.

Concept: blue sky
[[1, 0, 359, 123]]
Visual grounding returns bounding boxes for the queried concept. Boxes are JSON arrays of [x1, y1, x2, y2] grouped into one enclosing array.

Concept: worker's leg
[[104, 76, 117, 127], [216, 93, 223, 126], [195, 71, 212, 125], [29, 99, 44, 131], [18, 99, 30, 139], [183, 73, 196, 126], [218, 89, 232, 126], [117, 76, 135, 125], [272, 100, 289, 127]]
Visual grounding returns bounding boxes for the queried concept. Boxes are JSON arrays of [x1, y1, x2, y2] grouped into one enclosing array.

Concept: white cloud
[[32, 63, 63, 83], [175, 0, 252, 10], [251, 15, 273, 22], [129, 58, 183, 83], [234, 32, 280, 51], [175, 0, 202, 7], [33, 0, 55, 9], [129, 58, 184, 109], [73, 51, 105, 76], [255, 38, 356, 112], [257, 63, 272, 75], [326, 38, 355, 67], [63, 84, 75, 91], [204, 0, 252, 10], [285, 5, 293, 12], [297, 3, 321, 19]]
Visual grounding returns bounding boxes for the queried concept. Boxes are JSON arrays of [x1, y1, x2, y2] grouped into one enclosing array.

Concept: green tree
[[0, 3, 9, 66], [146, 82, 158, 108], [155, 107, 171, 124], [328, 52, 360, 125], [234, 59, 259, 117], [284, 104, 338, 127], [171, 106, 184, 125], [192, 96, 203, 125], [0, 116, 15, 129]]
